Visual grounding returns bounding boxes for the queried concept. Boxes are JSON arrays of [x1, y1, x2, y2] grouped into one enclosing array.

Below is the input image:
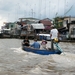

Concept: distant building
[[53, 16, 75, 40], [20, 23, 45, 39], [69, 24, 75, 39], [63, 16, 75, 39], [39, 18, 52, 33], [2, 22, 21, 38], [18, 17, 40, 26]]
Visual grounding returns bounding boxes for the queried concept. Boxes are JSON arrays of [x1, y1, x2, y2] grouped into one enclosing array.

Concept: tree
[[53, 17, 64, 28]]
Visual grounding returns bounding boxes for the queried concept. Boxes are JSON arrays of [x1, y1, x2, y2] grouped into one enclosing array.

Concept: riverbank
[[0, 37, 75, 43]]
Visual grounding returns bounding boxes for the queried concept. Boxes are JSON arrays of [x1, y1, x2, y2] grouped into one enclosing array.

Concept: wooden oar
[[54, 43, 65, 55]]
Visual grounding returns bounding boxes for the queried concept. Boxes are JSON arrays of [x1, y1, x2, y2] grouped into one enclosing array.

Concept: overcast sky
[[0, 0, 75, 28]]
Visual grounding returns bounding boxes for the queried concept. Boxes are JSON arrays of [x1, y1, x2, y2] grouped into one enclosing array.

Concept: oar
[[54, 43, 65, 55]]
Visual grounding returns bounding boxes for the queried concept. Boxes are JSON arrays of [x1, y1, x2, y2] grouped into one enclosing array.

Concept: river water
[[0, 39, 75, 75]]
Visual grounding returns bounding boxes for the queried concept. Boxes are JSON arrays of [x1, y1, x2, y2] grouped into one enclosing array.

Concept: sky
[[0, 0, 75, 28]]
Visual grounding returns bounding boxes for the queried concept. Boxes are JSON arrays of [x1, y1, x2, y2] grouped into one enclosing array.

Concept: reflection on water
[[0, 39, 75, 75]]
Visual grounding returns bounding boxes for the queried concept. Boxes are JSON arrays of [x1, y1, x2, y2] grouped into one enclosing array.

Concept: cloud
[[0, 0, 75, 28], [0, 16, 7, 29]]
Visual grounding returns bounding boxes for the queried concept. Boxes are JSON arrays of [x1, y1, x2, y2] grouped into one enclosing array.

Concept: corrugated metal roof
[[39, 20, 52, 25], [31, 23, 45, 29]]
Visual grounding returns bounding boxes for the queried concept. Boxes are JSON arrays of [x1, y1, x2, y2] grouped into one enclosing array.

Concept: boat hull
[[22, 46, 62, 55]]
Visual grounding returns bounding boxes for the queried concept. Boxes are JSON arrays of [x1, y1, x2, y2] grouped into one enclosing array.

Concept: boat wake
[[10, 47, 75, 75]]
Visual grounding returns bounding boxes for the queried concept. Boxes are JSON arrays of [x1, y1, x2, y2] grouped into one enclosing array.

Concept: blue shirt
[[31, 42, 40, 49]]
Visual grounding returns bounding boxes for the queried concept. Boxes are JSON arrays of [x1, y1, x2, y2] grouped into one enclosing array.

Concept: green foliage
[[53, 17, 64, 28]]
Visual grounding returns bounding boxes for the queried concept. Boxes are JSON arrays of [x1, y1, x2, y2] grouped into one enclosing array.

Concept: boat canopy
[[31, 23, 45, 29]]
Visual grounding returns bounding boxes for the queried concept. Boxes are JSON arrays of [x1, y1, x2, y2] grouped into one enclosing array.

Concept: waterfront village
[[0, 16, 75, 41]]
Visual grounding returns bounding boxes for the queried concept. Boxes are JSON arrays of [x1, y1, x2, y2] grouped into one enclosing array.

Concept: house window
[[73, 28, 75, 34], [71, 28, 75, 34], [11, 25, 13, 28]]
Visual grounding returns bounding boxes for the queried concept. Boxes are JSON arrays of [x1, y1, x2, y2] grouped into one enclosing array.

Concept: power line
[[64, 4, 74, 16]]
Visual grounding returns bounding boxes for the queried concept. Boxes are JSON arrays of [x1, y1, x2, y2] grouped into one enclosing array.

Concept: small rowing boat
[[22, 46, 62, 55]]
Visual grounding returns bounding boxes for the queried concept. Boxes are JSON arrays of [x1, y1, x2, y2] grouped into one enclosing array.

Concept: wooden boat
[[22, 46, 62, 55]]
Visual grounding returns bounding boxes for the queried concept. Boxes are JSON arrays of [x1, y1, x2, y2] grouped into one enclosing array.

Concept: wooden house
[[39, 18, 52, 33]]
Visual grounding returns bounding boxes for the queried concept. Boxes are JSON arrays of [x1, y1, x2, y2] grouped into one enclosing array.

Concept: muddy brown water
[[0, 39, 75, 75]]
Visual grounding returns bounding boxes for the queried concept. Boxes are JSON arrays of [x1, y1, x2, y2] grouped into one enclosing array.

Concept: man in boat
[[50, 25, 59, 50], [41, 39, 47, 49], [22, 38, 30, 47], [31, 39, 40, 49]]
